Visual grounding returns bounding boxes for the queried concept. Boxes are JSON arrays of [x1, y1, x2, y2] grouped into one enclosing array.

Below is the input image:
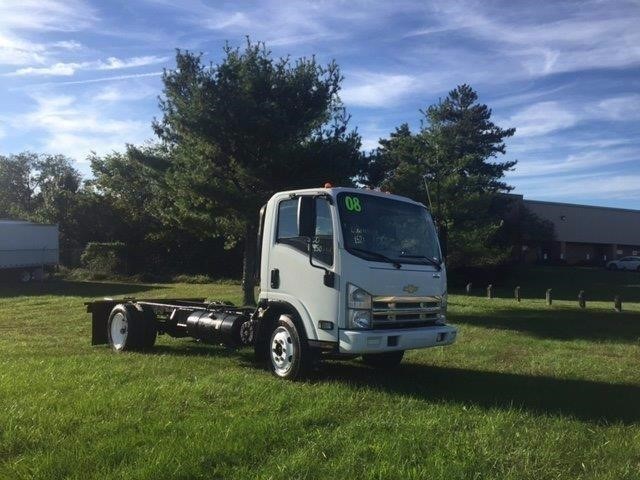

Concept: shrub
[[80, 242, 126, 274]]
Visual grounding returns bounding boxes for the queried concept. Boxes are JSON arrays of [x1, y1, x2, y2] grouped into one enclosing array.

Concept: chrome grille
[[372, 295, 441, 329]]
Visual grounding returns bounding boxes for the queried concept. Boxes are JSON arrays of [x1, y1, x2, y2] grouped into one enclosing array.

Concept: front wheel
[[361, 350, 405, 368], [269, 315, 312, 380], [609, 263, 618, 271]]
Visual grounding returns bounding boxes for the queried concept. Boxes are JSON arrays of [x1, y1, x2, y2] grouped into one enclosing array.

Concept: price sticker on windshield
[[344, 195, 362, 212]]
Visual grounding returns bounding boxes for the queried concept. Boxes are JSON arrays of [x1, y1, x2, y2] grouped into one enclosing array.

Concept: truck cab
[[256, 186, 457, 378]]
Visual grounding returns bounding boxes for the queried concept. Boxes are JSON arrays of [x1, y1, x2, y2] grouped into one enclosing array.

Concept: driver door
[[266, 195, 339, 342]]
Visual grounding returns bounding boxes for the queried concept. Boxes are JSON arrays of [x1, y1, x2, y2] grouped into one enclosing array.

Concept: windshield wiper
[[349, 247, 401, 269], [399, 253, 442, 270]]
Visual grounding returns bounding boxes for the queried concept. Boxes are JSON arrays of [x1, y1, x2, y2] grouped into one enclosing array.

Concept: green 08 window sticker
[[344, 195, 362, 212]]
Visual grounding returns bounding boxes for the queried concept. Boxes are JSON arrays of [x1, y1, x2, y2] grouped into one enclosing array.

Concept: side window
[[276, 197, 334, 266], [277, 199, 298, 239], [312, 198, 333, 266], [276, 199, 307, 253]]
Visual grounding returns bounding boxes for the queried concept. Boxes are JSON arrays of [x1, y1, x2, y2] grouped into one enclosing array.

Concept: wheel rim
[[110, 312, 128, 350], [19, 270, 31, 282], [270, 326, 295, 376]]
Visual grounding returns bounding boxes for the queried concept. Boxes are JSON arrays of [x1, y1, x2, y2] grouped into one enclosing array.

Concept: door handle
[[270, 269, 280, 288], [432, 273, 441, 279]]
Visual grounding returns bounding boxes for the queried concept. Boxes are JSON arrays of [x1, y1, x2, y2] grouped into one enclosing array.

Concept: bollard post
[[578, 290, 586, 309], [487, 284, 493, 299], [466, 282, 472, 295], [614, 295, 622, 312], [546, 288, 552, 306], [514, 286, 521, 302]]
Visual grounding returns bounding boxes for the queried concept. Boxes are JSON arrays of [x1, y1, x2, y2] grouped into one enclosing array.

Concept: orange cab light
[[323, 182, 334, 188]]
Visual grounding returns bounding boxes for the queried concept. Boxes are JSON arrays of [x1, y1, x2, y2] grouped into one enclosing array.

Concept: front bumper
[[338, 324, 457, 354]]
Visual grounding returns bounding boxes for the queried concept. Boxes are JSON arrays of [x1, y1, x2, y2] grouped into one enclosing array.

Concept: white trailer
[[0, 220, 59, 282]]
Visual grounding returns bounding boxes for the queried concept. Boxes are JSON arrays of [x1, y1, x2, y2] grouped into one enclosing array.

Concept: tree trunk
[[241, 222, 257, 306]]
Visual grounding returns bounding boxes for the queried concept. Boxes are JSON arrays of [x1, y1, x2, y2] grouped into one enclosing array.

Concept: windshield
[[337, 192, 441, 266]]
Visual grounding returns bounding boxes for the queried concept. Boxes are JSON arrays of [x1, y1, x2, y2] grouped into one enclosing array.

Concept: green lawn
[[1, 267, 639, 479]]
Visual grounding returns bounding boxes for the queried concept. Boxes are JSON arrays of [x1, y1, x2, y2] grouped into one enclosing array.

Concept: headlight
[[348, 283, 372, 309], [347, 283, 372, 329], [348, 309, 371, 329]]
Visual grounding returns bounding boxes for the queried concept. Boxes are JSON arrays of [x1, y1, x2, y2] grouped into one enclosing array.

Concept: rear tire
[[268, 315, 312, 380], [18, 269, 31, 283], [361, 350, 405, 368], [107, 304, 156, 352]]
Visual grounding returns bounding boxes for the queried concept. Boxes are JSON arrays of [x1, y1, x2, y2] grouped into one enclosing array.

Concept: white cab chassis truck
[[0, 220, 59, 282], [87, 187, 457, 379]]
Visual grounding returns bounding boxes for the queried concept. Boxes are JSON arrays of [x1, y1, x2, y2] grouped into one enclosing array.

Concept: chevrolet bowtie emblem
[[403, 284, 418, 294]]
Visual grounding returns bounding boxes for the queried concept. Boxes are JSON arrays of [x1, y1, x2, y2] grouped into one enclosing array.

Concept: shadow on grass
[[319, 361, 640, 425], [150, 342, 254, 361], [451, 307, 640, 343], [125, 340, 640, 424], [0, 280, 161, 299]]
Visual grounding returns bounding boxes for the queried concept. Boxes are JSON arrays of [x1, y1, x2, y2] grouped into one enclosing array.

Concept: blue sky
[[1, 0, 639, 208]]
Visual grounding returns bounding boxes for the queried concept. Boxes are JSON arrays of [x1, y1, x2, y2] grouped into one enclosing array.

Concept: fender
[[261, 296, 318, 341]]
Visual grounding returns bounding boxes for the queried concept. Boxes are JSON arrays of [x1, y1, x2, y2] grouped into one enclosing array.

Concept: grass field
[[1, 266, 639, 479]]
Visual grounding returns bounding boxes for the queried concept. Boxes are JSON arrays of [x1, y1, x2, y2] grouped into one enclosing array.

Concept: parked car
[[606, 256, 640, 271]]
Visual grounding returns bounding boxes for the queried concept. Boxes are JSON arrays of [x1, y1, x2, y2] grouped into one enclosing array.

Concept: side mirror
[[298, 196, 315, 238], [306, 236, 335, 288]]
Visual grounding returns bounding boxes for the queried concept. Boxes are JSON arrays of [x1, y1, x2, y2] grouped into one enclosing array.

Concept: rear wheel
[[361, 350, 405, 368], [269, 315, 312, 380], [107, 304, 156, 352], [18, 269, 31, 283]]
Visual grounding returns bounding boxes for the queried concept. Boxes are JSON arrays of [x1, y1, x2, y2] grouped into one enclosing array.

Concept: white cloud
[[592, 95, 640, 121], [0, 0, 96, 32], [6, 55, 168, 76], [341, 73, 418, 108], [51, 40, 82, 50], [0, 33, 47, 65], [514, 173, 640, 201], [509, 148, 640, 178], [413, 1, 640, 78], [10, 62, 83, 76], [504, 93, 640, 139], [94, 83, 157, 102], [96, 55, 169, 70], [507, 101, 578, 137], [32, 71, 163, 86], [0, 0, 95, 66], [12, 92, 153, 161]]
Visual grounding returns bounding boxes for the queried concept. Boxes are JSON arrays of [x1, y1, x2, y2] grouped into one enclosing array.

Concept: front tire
[[609, 263, 618, 271], [361, 350, 405, 368], [269, 315, 312, 380]]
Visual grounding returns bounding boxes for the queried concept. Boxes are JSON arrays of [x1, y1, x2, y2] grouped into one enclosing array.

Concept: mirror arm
[[306, 237, 335, 288]]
